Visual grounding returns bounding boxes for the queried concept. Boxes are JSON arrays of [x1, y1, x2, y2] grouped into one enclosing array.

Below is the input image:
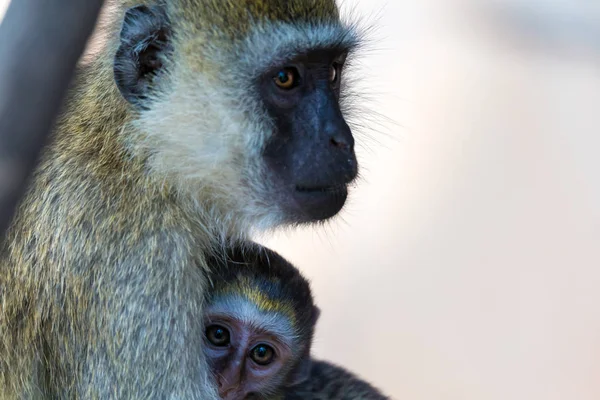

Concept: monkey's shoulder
[[285, 359, 390, 400], [4, 149, 203, 273]]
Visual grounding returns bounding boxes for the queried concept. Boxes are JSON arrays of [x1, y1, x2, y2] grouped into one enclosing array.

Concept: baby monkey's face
[[203, 303, 296, 400]]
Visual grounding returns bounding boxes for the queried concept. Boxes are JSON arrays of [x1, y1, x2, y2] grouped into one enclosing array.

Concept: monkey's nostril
[[329, 136, 350, 150], [217, 376, 228, 389]]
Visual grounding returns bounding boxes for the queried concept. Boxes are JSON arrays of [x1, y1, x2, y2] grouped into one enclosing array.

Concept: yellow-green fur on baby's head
[[215, 276, 298, 328]]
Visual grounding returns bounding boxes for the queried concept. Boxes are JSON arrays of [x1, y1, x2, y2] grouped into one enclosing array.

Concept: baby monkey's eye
[[250, 344, 275, 365], [206, 325, 230, 347], [274, 67, 299, 90]]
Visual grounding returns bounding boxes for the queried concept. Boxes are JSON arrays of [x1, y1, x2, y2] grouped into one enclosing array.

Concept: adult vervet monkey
[[0, 1, 365, 398]]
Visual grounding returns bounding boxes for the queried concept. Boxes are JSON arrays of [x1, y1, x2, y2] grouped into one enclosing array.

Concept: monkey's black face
[[259, 49, 358, 223]]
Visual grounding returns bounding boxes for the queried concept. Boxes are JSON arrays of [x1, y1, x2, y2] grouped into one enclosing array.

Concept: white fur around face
[[132, 19, 362, 240]]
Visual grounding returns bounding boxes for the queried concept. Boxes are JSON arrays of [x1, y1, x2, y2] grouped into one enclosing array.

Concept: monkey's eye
[[273, 68, 299, 90], [250, 344, 275, 365], [329, 63, 339, 83], [206, 325, 230, 347]]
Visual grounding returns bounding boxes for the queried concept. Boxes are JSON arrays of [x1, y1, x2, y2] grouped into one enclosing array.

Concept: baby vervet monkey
[[204, 243, 389, 400]]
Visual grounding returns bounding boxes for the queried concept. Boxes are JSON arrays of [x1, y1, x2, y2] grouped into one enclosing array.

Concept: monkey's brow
[[207, 312, 297, 347], [234, 21, 360, 76], [246, 323, 295, 351], [294, 44, 351, 58], [266, 45, 351, 69], [207, 299, 298, 344]]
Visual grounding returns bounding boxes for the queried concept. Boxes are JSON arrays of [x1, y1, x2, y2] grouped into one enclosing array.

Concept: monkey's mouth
[[283, 184, 349, 222], [295, 184, 345, 194]]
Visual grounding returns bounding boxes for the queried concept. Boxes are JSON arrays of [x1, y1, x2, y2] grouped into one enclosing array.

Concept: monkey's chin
[[287, 185, 348, 223]]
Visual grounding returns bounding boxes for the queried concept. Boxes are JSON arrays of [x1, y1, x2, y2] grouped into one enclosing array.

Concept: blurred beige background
[[2, 1, 600, 399]]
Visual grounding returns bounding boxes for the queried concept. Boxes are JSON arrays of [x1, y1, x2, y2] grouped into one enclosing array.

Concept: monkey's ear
[[286, 357, 312, 387], [114, 4, 171, 108]]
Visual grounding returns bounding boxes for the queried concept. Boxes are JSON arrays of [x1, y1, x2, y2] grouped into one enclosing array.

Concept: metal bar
[[0, 0, 105, 235]]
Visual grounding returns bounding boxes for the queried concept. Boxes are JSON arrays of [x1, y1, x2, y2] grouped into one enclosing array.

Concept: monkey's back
[[0, 55, 208, 398], [284, 360, 390, 400]]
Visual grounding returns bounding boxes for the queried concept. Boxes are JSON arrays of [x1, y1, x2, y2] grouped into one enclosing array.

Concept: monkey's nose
[[329, 134, 352, 150], [325, 118, 354, 152], [218, 379, 237, 400], [219, 387, 235, 400], [217, 367, 241, 398], [217, 376, 234, 390]]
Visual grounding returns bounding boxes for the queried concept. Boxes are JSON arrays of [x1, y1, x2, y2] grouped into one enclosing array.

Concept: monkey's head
[[204, 244, 319, 399], [114, 1, 362, 230]]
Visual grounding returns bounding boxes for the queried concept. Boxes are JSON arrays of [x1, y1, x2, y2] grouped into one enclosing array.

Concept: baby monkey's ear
[[114, 4, 172, 108], [286, 303, 321, 386]]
